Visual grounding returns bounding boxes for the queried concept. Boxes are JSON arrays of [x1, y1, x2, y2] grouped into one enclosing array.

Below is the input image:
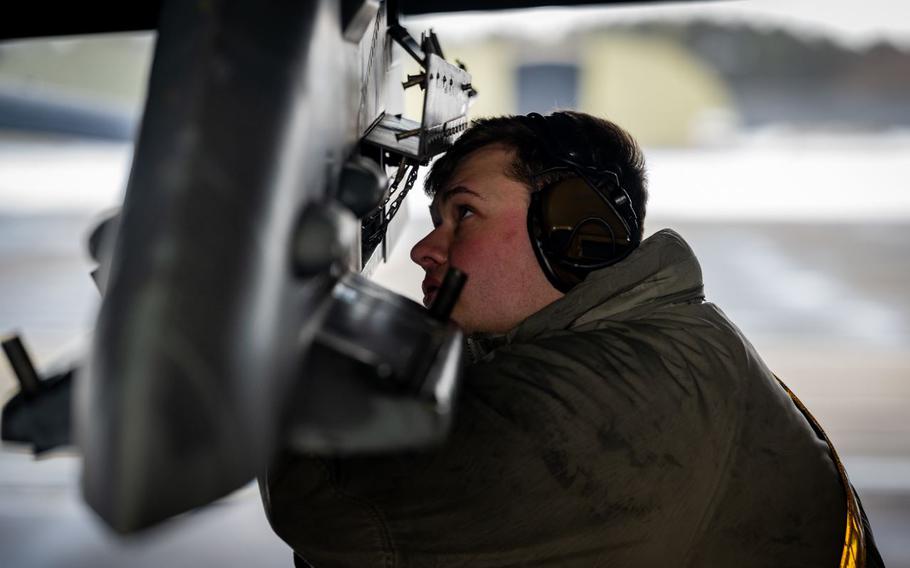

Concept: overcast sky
[[407, 0, 910, 48]]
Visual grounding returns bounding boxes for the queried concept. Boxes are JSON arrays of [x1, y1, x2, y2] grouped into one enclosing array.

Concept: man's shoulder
[[494, 300, 748, 373], [467, 302, 764, 438]]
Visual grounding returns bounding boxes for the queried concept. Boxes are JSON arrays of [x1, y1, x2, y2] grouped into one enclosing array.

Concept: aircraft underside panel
[[80, 0, 358, 532]]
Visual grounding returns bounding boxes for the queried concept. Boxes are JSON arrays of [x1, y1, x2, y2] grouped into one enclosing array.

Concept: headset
[[523, 112, 642, 293]]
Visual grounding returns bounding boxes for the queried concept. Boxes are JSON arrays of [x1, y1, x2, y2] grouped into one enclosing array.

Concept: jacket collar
[[467, 229, 704, 360]]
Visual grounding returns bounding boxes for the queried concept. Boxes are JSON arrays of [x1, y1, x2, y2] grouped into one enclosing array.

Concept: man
[[266, 111, 882, 566]]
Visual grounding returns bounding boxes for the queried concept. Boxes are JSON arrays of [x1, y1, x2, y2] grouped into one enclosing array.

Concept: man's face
[[410, 144, 563, 334]]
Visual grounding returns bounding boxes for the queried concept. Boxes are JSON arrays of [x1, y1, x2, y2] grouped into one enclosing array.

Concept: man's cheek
[[501, 225, 521, 243], [451, 240, 491, 274]]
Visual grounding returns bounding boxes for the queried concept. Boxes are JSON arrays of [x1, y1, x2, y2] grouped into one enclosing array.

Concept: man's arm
[[265, 328, 732, 567]]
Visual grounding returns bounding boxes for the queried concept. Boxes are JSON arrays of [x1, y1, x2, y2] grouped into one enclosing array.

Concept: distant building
[[404, 29, 737, 147]]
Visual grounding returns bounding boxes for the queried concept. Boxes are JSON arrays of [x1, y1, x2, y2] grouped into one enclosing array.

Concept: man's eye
[[457, 205, 474, 220]]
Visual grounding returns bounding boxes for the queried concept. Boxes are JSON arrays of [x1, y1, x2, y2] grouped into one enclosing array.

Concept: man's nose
[[410, 227, 448, 271]]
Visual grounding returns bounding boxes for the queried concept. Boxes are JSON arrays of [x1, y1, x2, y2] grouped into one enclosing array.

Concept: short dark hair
[[425, 111, 648, 237]]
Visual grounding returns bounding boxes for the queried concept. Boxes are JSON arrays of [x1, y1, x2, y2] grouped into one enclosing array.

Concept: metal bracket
[[362, 52, 471, 164], [420, 53, 471, 158], [363, 112, 423, 162]]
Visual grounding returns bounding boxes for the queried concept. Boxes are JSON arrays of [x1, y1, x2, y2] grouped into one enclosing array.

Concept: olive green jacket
[[264, 229, 845, 567]]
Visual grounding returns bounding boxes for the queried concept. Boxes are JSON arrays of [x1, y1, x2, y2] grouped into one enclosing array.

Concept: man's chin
[[431, 304, 489, 336]]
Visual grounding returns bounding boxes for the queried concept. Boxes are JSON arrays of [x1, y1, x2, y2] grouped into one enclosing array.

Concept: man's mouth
[[422, 279, 441, 308], [423, 286, 439, 308]]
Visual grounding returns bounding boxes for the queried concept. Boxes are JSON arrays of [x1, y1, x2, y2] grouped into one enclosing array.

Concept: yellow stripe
[[774, 376, 864, 568]]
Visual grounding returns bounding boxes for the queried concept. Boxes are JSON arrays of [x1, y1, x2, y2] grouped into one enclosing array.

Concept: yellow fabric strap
[[774, 376, 864, 568]]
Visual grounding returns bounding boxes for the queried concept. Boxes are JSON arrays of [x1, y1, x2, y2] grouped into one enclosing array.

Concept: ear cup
[[528, 175, 637, 292], [522, 112, 641, 292], [528, 183, 581, 292]]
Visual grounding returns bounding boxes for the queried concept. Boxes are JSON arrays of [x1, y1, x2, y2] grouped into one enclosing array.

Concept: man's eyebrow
[[438, 185, 484, 205], [429, 186, 485, 226]]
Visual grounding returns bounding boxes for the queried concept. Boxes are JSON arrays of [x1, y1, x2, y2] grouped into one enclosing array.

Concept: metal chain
[[362, 161, 420, 251], [384, 161, 419, 224]]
